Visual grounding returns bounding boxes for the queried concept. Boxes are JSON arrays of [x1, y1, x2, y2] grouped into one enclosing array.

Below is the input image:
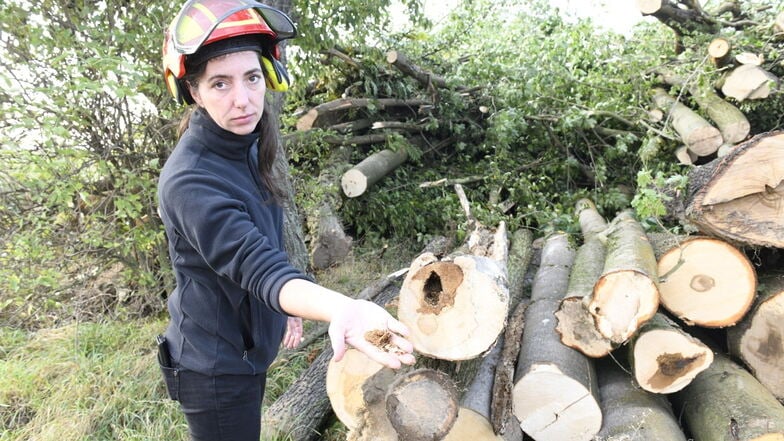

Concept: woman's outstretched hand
[[328, 299, 416, 369]]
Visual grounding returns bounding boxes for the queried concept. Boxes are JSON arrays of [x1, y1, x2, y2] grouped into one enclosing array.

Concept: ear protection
[[261, 52, 290, 92]]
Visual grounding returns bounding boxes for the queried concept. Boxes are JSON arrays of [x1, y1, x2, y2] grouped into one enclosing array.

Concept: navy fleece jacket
[[157, 108, 310, 376]]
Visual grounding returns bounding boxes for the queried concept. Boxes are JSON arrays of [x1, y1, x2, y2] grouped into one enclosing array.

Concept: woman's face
[[189, 50, 266, 135]]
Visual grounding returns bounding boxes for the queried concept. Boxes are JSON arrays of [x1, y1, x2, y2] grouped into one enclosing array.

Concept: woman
[[157, 1, 415, 439]]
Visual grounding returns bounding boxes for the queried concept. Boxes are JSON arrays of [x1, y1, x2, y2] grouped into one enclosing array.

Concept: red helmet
[[163, 0, 297, 104]]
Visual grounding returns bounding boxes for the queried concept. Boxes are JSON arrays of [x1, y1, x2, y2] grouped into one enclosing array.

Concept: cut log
[[386, 50, 449, 89], [341, 147, 409, 198], [672, 352, 784, 441], [721, 64, 779, 102], [708, 37, 732, 67], [657, 71, 750, 145], [296, 97, 429, 131], [326, 348, 389, 430], [588, 210, 659, 344], [443, 340, 520, 441], [651, 88, 724, 156], [628, 312, 713, 394], [398, 249, 509, 361], [727, 272, 784, 400], [595, 357, 687, 441], [636, 0, 718, 36], [512, 233, 602, 441], [675, 145, 697, 165], [555, 198, 614, 358], [385, 369, 459, 441], [685, 131, 784, 249], [653, 235, 756, 327]]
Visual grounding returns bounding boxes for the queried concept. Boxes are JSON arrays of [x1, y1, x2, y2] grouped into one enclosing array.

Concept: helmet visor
[[172, 0, 296, 54]]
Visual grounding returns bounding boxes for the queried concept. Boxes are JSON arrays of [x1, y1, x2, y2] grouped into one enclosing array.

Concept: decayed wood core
[[412, 262, 463, 314]]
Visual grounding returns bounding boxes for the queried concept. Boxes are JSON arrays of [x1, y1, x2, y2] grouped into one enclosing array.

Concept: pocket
[[159, 365, 180, 401]]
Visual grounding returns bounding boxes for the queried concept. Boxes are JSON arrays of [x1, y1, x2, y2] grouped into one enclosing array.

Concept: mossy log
[[672, 352, 784, 441], [594, 357, 687, 441], [556, 198, 614, 357], [588, 210, 659, 345], [727, 272, 784, 401], [652, 234, 756, 327], [685, 131, 784, 249], [512, 233, 602, 441], [628, 312, 713, 394]]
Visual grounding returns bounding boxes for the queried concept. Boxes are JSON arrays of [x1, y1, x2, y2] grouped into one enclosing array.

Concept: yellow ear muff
[[261, 55, 290, 92]]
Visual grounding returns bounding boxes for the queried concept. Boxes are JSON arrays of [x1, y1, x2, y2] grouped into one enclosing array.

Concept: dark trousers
[[161, 366, 266, 441]]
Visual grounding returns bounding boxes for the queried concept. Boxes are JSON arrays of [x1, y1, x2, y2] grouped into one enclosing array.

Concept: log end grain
[[658, 237, 756, 327], [442, 407, 504, 441], [590, 271, 659, 344], [326, 348, 387, 429], [633, 329, 713, 394], [341, 169, 368, 198], [386, 369, 459, 441], [555, 297, 614, 358], [512, 364, 602, 441]]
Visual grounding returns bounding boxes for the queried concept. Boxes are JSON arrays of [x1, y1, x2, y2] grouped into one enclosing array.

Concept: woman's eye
[[248, 74, 261, 84], [212, 81, 228, 90]]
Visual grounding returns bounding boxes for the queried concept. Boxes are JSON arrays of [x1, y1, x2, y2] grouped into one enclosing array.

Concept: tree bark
[[556, 198, 614, 358], [387, 50, 449, 89], [727, 272, 784, 401], [651, 87, 723, 157], [672, 352, 784, 441], [685, 131, 784, 249], [588, 210, 659, 345], [595, 357, 687, 441], [628, 312, 713, 394], [637, 0, 718, 36], [652, 234, 756, 327], [341, 147, 409, 198], [296, 97, 429, 131], [512, 233, 602, 441], [490, 300, 528, 441]]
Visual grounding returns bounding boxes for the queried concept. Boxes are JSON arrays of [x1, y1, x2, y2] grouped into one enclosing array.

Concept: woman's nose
[[233, 85, 250, 107]]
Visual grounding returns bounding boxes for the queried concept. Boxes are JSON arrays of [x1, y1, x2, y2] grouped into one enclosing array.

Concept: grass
[[0, 239, 420, 441]]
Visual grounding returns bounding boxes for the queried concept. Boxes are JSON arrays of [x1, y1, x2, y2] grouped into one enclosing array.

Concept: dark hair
[[177, 56, 287, 204]]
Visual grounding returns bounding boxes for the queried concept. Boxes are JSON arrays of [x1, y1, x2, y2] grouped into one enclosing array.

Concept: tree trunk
[[308, 146, 353, 269], [652, 234, 756, 327], [720, 64, 779, 101], [555, 198, 614, 358], [651, 87, 723, 157], [672, 352, 784, 441], [595, 357, 687, 441], [296, 97, 429, 131], [588, 210, 659, 344], [685, 131, 784, 249], [398, 227, 509, 361], [727, 272, 784, 401], [512, 233, 602, 441], [628, 312, 713, 394], [341, 147, 409, 198]]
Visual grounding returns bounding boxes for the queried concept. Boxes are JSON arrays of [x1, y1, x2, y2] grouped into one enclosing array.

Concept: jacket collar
[[187, 107, 260, 160]]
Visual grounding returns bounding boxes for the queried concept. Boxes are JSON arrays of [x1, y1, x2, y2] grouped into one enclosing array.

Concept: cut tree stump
[[588, 210, 659, 345], [385, 369, 459, 441], [721, 64, 779, 102], [512, 233, 602, 441], [556, 198, 614, 358], [727, 272, 784, 401], [684, 131, 784, 249], [651, 87, 723, 157], [673, 352, 784, 441], [341, 148, 409, 198], [628, 312, 713, 394], [653, 234, 756, 327], [595, 356, 687, 441]]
